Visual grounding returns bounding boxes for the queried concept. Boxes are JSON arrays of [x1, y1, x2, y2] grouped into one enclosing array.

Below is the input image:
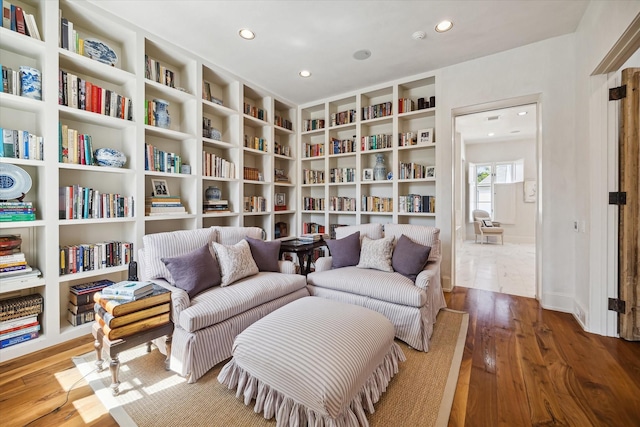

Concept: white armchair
[[472, 209, 504, 244]]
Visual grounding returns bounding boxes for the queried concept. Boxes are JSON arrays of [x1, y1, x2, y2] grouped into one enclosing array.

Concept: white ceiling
[[87, 0, 589, 106], [455, 103, 537, 144]]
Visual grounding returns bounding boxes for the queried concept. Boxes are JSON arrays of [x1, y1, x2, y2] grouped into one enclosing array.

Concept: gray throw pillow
[[245, 237, 281, 272], [392, 234, 431, 281], [326, 231, 361, 268], [162, 244, 220, 298]]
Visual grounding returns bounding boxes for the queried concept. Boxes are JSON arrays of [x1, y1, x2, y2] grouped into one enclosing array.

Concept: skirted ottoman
[[217, 296, 406, 426]]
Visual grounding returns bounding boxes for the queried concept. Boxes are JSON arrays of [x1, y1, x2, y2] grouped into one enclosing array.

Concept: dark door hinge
[[609, 191, 627, 205], [609, 85, 627, 100], [608, 298, 626, 313]]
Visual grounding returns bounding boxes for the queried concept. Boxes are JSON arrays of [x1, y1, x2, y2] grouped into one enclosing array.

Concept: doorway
[[452, 98, 540, 299]]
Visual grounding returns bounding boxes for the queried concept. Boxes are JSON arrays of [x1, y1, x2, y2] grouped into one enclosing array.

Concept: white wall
[[464, 138, 536, 242], [436, 33, 577, 311]]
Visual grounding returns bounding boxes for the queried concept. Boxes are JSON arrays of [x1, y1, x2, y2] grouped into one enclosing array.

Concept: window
[[469, 159, 523, 221]]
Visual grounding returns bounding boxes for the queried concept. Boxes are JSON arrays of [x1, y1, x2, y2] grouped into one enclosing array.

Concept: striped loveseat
[[307, 223, 446, 352], [138, 226, 308, 383]]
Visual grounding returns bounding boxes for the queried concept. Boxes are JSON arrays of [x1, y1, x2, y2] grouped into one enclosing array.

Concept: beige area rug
[[74, 309, 468, 427]]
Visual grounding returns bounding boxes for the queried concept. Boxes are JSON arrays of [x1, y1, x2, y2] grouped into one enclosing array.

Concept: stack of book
[[298, 233, 328, 243], [203, 199, 229, 214], [0, 201, 36, 222], [145, 196, 186, 216], [68, 279, 114, 326], [0, 293, 43, 349], [94, 282, 171, 340]]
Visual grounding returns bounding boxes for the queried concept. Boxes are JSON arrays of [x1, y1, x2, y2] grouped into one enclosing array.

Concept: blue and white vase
[[205, 186, 221, 201], [374, 153, 387, 180], [19, 66, 42, 101], [153, 99, 170, 129], [94, 148, 127, 167]]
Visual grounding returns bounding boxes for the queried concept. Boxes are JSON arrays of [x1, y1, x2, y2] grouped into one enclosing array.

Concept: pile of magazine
[[100, 281, 154, 301]]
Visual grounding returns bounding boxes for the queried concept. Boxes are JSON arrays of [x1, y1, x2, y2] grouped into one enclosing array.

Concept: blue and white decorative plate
[[0, 164, 32, 200], [83, 38, 118, 66]]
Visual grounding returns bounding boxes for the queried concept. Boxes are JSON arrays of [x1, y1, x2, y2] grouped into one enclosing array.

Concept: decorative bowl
[[94, 148, 127, 168], [210, 128, 222, 141], [0, 235, 22, 253]]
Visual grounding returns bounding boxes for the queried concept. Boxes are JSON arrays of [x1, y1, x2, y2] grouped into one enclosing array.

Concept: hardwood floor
[[1, 287, 638, 427]]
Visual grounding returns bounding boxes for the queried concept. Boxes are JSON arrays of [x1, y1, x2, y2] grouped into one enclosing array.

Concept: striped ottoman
[[218, 296, 405, 426]]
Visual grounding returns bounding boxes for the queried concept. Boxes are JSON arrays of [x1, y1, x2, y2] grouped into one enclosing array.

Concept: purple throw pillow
[[162, 244, 220, 298], [245, 237, 281, 272], [326, 231, 361, 268], [392, 234, 431, 281]]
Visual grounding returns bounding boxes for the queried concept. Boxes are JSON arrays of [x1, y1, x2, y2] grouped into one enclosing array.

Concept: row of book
[[329, 167, 357, 183], [397, 96, 435, 114], [243, 102, 266, 121], [243, 166, 262, 181], [362, 102, 393, 121], [399, 194, 436, 213], [203, 199, 229, 214], [0, 293, 43, 349], [399, 161, 431, 179], [361, 195, 394, 212], [398, 132, 419, 147], [144, 55, 176, 88], [302, 119, 325, 132], [302, 142, 324, 158], [59, 70, 133, 121], [330, 137, 356, 155], [273, 141, 291, 157], [59, 12, 102, 59], [3, 2, 41, 40], [202, 81, 223, 104], [302, 197, 325, 211], [67, 279, 114, 326], [59, 124, 94, 165], [331, 109, 356, 126], [329, 196, 357, 212], [1, 127, 44, 160], [303, 169, 325, 184], [1, 250, 29, 274], [244, 135, 268, 152], [362, 134, 394, 151], [59, 185, 134, 219], [2, 65, 41, 100], [301, 222, 326, 235], [203, 151, 236, 178], [243, 195, 267, 213], [144, 142, 183, 174], [59, 241, 134, 276], [0, 201, 35, 223], [274, 115, 293, 131], [145, 196, 186, 216]]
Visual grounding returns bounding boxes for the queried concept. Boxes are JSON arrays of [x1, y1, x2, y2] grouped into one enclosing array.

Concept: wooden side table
[[279, 239, 327, 275], [92, 321, 174, 396]]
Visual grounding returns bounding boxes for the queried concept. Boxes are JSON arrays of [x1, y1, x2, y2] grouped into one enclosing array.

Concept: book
[[97, 289, 153, 301], [101, 280, 153, 298], [69, 279, 114, 295], [69, 289, 101, 306], [0, 293, 43, 322], [95, 302, 170, 329], [0, 319, 38, 335], [99, 312, 170, 340], [0, 330, 38, 349], [67, 309, 94, 326], [94, 284, 171, 317], [67, 301, 95, 315], [0, 323, 39, 341], [0, 315, 37, 331]]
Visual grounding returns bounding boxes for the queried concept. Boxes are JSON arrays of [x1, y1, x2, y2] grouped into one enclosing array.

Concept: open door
[[617, 67, 640, 341]]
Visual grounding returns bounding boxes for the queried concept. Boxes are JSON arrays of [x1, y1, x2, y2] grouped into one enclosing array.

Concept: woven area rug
[[74, 308, 468, 427]]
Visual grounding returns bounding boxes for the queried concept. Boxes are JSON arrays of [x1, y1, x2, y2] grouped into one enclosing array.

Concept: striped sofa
[[138, 226, 309, 383], [307, 223, 446, 352]]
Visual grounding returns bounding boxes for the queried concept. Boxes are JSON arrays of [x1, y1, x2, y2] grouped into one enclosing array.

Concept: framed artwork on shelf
[[275, 192, 286, 206], [151, 179, 170, 196], [418, 128, 434, 145], [426, 166, 435, 178], [362, 168, 373, 181]]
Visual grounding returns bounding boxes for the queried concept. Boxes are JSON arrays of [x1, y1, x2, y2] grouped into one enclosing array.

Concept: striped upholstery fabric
[[141, 228, 216, 282], [179, 272, 307, 332], [307, 267, 425, 307], [383, 223, 440, 262], [212, 226, 263, 245], [218, 297, 405, 426], [335, 223, 383, 240]]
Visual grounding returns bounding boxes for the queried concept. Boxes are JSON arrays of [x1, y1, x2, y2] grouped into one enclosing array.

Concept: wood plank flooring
[[1, 286, 639, 427]]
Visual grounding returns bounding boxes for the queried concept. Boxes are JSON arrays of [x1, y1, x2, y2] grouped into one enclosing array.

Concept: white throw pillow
[[356, 236, 394, 272], [212, 239, 259, 286]]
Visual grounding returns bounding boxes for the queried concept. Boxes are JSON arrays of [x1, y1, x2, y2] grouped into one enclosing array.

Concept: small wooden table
[[279, 239, 327, 275], [92, 321, 174, 396]]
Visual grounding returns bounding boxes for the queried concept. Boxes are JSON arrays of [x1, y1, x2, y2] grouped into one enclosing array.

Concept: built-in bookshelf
[[0, 0, 297, 361], [298, 76, 437, 233]]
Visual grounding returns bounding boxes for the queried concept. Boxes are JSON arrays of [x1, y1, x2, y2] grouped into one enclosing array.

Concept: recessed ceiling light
[[511, 130, 521, 133], [353, 49, 372, 60], [488, 132, 495, 137], [299, 70, 311, 78], [238, 28, 255, 40], [518, 111, 527, 116], [435, 20, 453, 33]]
